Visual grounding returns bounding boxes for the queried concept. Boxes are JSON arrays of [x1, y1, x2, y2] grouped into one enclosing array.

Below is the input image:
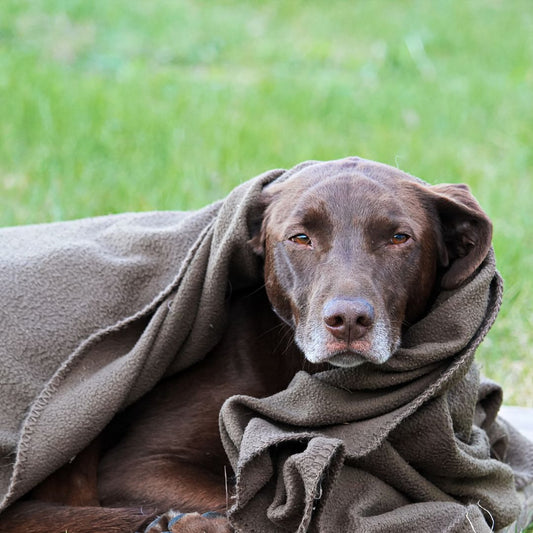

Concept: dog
[[0, 159, 492, 532]]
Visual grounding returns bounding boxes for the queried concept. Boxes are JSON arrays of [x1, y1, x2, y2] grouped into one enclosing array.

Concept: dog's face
[[251, 159, 492, 368]]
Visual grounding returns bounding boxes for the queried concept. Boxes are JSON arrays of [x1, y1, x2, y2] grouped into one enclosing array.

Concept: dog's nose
[[323, 298, 374, 341]]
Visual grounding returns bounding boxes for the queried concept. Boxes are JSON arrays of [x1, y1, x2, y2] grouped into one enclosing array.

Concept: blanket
[[0, 157, 532, 532], [219, 249, 533, 532], [0, 166, 282, 511]]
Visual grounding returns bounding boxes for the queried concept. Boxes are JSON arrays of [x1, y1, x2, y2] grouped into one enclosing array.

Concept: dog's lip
[[326, 340, 371, 357]]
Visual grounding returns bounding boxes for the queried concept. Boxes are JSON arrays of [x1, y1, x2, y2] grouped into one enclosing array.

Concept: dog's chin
[[327, 352, 368, 368], [302, 347, 393, 368], [327, 349, 392, 368]]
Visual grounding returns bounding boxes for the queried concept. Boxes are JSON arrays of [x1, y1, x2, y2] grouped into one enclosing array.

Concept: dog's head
[[250, 158, 492, 368]]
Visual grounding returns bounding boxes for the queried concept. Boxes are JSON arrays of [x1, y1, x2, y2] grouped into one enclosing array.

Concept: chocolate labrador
[[0, 159, 492, 533]]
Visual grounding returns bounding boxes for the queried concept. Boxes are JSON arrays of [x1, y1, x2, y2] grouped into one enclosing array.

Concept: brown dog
[[0, 159, 492, 533]]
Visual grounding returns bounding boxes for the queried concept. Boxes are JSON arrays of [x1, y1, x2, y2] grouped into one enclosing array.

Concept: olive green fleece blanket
[[0, 158, 531, 533]]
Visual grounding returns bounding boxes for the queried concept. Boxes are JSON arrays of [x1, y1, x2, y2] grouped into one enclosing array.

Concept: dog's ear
[[248, 180, 285, 257], [248, 206, 267, 257], [248, 192, 274, 258], [429, 183, 493, 290]]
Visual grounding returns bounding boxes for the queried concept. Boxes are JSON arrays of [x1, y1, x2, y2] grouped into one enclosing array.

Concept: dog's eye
[[390, 233, 410, 245], [289, 234, 312, 246]]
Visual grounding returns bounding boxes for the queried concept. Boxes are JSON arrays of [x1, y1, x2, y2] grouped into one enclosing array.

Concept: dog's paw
[[144, 510, 232, 533]]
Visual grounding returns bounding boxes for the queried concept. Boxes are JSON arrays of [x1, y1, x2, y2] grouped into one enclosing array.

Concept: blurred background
[[0, 0, 531, 404]]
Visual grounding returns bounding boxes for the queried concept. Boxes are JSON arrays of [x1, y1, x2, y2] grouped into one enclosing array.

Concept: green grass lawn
[[1, 0, 531, 404]]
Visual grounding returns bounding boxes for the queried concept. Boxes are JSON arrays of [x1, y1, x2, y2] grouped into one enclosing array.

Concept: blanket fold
[[0, 157, 532, 532]]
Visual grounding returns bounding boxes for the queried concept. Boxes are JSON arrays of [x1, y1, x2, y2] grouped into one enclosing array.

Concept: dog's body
[[0, 159, 492, 533]]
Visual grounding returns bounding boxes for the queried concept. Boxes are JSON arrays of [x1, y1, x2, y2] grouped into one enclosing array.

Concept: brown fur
[[0, 167, 491, 533]]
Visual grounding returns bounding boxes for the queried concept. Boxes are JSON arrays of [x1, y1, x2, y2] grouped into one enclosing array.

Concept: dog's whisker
[[272, 326, 295, 355], [243, 283, 267, 299]]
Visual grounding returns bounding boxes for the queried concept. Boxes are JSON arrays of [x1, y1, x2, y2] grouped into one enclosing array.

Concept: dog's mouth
[[295, 319, 396, 367]]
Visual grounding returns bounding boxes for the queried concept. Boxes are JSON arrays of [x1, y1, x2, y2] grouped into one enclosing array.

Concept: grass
[[0, 0, 531, 404]]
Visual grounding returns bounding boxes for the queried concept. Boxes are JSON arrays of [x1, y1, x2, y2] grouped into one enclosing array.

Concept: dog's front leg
[[99, 457, 233, 531]]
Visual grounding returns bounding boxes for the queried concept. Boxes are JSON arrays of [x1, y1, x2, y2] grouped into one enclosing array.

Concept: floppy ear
[[248, 206, 267, 257], [430, 183, 493, 290], [247, 179, 286, 257], [248, 191, 275, 258]]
